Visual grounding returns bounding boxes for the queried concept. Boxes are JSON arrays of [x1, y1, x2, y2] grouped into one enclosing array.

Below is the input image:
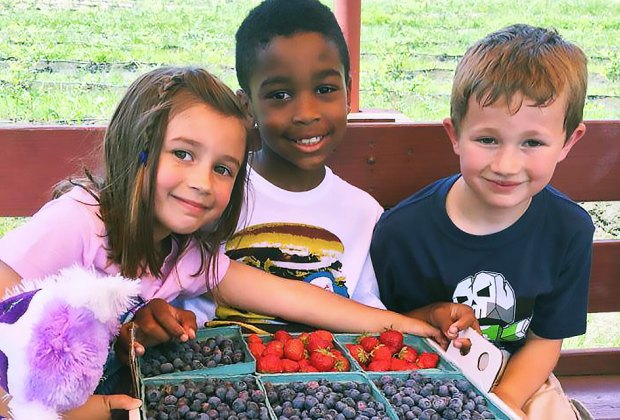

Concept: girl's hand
[[63, 394, 142, 420], [395, 316, 448, 348], [428, 303, 480, 350], [116, 298, 197, 363]]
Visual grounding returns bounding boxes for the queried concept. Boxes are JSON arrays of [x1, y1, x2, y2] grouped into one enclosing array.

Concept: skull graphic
[[453, 271, 516, 325]]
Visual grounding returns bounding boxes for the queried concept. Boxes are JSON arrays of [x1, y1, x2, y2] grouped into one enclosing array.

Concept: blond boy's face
[[444, 93, 585, 217]]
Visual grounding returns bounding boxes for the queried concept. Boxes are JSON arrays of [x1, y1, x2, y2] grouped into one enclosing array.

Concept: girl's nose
[[189, 169, 213, 194]]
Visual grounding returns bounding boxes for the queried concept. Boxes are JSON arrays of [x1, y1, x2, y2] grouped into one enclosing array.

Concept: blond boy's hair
[[450, 24, 587, 140]]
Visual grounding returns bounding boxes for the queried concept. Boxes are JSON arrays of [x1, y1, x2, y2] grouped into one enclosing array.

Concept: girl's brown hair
[[83, 67, 248, 282]]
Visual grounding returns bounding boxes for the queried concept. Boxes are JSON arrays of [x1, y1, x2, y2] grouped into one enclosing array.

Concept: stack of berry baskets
[[138, 325, 255, 380], [247, 329, 358, 374], [336, 330, 457, 373]]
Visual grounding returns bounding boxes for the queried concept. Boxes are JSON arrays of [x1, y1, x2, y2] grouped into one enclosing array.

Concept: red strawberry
[[417, 352, 440, 369], [248, 342, 266, 359], [273, 330, 293, 343], [283, 338, 305, 361], [257, 354, 283, 373], [358, 335, 380, 353], [282, 359, 300, 373], [298, 358, 312, 369], [370, 344, 393, 362], [345, 344, 369, 365], [298, 332, 311, 345], [332, 355, 350, 372], [307, 336, 332, 352], [367, 360, 391, 371], [247, 334, 263, 345], [263, 340, 284, 359], [390, 357, 413, 371], [398, 345, 418, 363], [300, 364, 319, 372], [379, 329, 404, 353], [309, 349, 336, 372], [310, 330, 334, 343]]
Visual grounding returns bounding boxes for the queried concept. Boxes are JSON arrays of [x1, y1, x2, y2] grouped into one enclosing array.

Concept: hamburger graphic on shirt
[[215, 222, 348, 328]]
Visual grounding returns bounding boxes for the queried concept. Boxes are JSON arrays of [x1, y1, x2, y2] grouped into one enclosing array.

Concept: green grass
[[0, 0, 619, 349], [1, 0, 619, 122]]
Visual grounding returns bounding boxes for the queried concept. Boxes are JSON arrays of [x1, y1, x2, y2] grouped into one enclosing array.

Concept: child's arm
[[214, 261, 447, 343], [0, 260, 22, 297], [492, 331, 562, 417], [406, 302, 480, 346], [115, 298, 198, 360], [63, 394, 142, 420]]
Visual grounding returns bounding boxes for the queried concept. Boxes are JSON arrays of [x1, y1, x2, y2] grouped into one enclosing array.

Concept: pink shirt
[[0, 188, 230, 302]]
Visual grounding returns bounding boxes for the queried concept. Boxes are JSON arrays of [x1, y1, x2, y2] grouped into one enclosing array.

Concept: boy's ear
[[558, 122, 587, 162], [443, 117, 461, 156], [236, 89, 255, 125]]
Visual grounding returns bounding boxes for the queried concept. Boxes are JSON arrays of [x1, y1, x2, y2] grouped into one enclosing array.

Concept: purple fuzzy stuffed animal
[[0, 265, 139, 419]]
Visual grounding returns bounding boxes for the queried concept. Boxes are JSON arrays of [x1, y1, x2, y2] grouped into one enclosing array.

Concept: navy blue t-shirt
[[371, 175, 595, 353]]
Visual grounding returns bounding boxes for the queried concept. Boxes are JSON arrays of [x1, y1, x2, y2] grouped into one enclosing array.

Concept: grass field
[[0, 0, 619, 348]]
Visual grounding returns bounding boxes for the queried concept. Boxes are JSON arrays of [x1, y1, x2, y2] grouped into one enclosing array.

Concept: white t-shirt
[[182, 166, 385, 325]]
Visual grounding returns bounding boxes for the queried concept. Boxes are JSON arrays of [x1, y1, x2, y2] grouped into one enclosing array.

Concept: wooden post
[[334, 0, 361, 113]]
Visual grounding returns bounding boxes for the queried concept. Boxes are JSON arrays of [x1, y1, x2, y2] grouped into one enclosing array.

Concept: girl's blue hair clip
[[138, 150, 148, 165]]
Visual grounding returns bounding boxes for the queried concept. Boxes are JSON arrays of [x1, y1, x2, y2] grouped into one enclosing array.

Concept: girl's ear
[[443, 117, 461, 156], [346, 78, 352, 114], [236, 89, 255, 126], [558, 122, 587, 162]]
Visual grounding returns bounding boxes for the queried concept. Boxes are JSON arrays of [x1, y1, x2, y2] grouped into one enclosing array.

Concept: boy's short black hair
[[235, 0, 350, 94]]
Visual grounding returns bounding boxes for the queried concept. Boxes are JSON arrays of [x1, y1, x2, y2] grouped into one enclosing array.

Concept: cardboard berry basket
[[257, 371, 396, 420], [334, 333, 458, 372], [248, 332, 360, 374], [367, 370, 519, 420], [137, 325, 256, 380], [137, 373, 272, 420]]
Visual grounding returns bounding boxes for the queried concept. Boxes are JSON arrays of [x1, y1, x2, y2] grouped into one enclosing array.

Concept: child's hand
[[116, 298, 197, 362], [397, 317, 449, 348], [63, 394, 142, 420], [429, 303, 480, 350]]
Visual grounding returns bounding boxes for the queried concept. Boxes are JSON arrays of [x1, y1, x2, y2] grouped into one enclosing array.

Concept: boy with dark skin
[[182, 0, 477, 342]]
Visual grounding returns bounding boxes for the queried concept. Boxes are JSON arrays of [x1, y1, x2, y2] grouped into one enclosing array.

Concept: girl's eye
[[268, 91, 292, 101], [523, 139, 543, 147], [477, 137, 496, 145], [214, 164, 233, 177], [173, 150, 192, 161]]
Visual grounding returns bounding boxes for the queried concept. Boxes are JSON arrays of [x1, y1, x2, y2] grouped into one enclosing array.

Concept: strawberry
[[273, 330, 293, 343], [309, 349, 336, 371], [345, 344, 369, 365], [300, 364, 319, 372], [248, 342, 266, 359], [263, 340, 284, 359], [417, 352, 440, 369], [358, 334, 381, 353], [283, 338, 305, 361], [390, 357, 413, 371], [379, 329, 404, 353], [332, 355, 350, 372], [281, 359, 300, 373], [309, 330, 334, 343], [257, 354, 283, 373], [298, 358, 312, 369], [298, 332, 311, 345], [367, 360, 391, 371], [398, 345, 418, 363], [370, 344, 393, 361], [246, 334, 263, 345], [307, 336, 332, 352]]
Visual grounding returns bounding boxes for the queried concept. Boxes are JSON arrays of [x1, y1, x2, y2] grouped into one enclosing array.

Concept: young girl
[[0, 66, 447, 416]]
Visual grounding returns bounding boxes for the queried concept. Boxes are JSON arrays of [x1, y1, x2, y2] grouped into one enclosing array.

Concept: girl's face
[[152, 102, 246, 243]]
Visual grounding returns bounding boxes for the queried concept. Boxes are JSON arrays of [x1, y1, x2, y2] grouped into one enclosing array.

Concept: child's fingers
[[452, 337, 472, 355], [175, 309, 197, 341], [104, 394, 142, 410]]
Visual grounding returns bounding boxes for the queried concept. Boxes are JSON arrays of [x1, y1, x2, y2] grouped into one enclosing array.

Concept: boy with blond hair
[[371, 24, 594, 418]]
